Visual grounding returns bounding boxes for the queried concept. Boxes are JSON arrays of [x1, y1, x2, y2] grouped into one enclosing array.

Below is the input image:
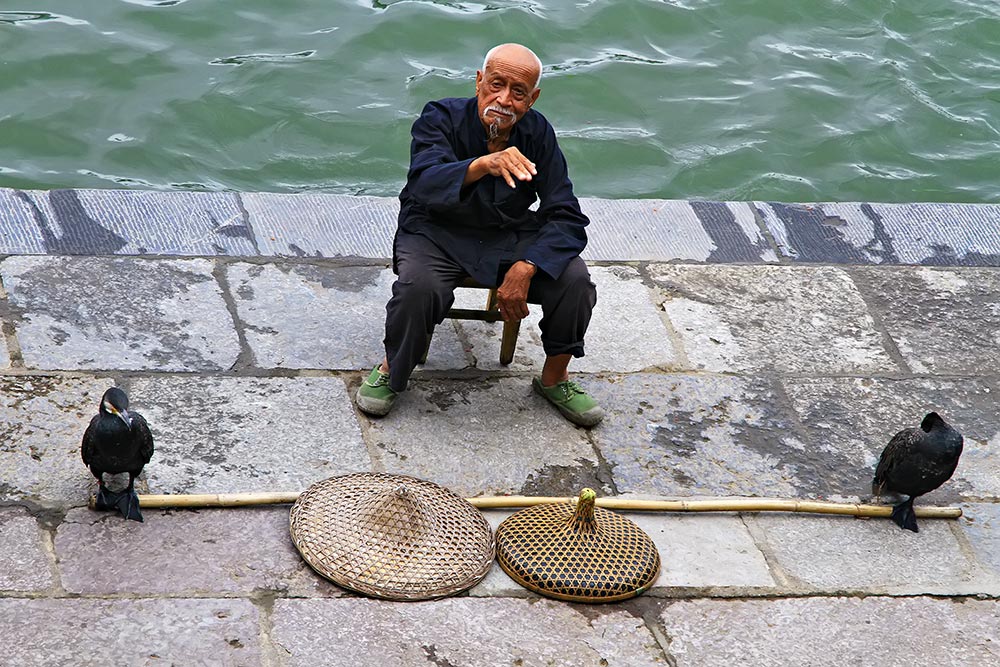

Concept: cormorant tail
[[891, 497, 918, 533]]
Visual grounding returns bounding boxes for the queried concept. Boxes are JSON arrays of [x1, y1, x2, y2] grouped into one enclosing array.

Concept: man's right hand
[[465, 147, 537, 189]]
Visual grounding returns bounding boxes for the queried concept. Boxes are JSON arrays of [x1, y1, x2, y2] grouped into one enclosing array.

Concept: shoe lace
[[559, 380, 584, 399], [366, 370, 390, 387]]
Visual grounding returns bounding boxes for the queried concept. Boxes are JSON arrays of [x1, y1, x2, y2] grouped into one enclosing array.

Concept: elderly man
[[356, 43, 603, 427]]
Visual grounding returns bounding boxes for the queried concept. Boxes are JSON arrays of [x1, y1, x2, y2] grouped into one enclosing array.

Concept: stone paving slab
[[244, 192, 397, 258], [758, 201, 1000, 265], [0, 507, 53, 592], [960, 503, 1000, 580], [629, 513, 775, 591], [580, 199, 776, 263], [0, 598, 261, 667], [227, 263, 460, 371], [586, 373, 815, 498], [55, 506, 321, 595], [747, 513, 981, 594], [849, 266, 1000, 375], [360, 376, 606, 497], [0, 376, 112, 506], [0, 187, 252, 255], [270, 598, 668, 666], [649, 264, 897, 374], [781, 376, 1000, 501], [0, 256, 239, 371], [659, 596, 1000, 667], [128, 376, 371, 495]]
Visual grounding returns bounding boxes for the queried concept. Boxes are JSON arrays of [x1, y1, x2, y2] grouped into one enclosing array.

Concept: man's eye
[[490, 81, 502, 90], [512, 90, 526, 100]]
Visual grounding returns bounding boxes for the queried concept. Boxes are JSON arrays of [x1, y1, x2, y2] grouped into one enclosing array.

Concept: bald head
[[482, 43, 542, 91]]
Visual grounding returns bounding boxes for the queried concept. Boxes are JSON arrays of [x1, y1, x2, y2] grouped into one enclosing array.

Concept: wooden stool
[[420, 277, 521, 365]]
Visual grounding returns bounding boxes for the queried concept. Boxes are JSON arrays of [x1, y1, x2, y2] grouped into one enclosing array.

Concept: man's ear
[[475, 70, 483, 94], [529, 87, 541, 107]]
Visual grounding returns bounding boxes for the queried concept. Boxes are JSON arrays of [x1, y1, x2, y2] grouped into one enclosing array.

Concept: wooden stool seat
[[421, 277, 521, 365]]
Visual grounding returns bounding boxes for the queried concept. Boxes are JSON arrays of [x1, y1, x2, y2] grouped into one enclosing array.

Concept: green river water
[[2, 0, 999, 202]]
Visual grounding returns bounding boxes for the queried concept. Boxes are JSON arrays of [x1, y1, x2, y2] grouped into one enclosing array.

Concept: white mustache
[[484, 104, 514, 119]]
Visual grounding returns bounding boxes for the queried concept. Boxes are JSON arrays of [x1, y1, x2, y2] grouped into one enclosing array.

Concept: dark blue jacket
[[396, 96, 589, 284]]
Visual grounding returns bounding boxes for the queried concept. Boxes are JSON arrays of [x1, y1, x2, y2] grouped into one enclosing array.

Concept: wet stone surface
[[0, 598, 261, 667], [781, 376, 1000, 501], [1, 256, 239, 371], [0, 375, 112, 507], [660, 596, 1000, 667], [56, 507, 308, 595], [848, 266, 1000, 375], [758, 201, 1000, 266], [581, 198, 776, 263], [587, 373, 824, 498], [0, 188, 253, 256], [361, 376, 604, 497], [649, 264, 896, 374], [270, 598, 667, 666], [0, 507, 53, 592], [129, 375, 371, 495], [748, 513, 974, 593]]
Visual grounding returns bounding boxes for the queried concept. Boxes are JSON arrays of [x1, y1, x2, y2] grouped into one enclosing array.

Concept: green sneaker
[[532, 377, 605, 427], [356, 366, 398, 416]]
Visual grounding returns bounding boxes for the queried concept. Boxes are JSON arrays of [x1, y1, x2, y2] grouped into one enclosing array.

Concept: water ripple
[[548, 49, 689, 72], [210, 50, 317, 66], [369, 0, 542, 14], [0, 11, 88, 26]]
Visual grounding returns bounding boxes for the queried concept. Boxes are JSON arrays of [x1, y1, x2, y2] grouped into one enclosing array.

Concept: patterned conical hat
[[495, 488, 660, 603], [289, 472, 494, 600]]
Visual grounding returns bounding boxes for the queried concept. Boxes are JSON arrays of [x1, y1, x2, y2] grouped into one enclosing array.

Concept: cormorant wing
[[130, 411, 155, 466], [81, 414, 101, 467]]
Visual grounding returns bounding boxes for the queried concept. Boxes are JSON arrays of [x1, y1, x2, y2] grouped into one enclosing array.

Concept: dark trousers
[[383, 234, 597, 393]]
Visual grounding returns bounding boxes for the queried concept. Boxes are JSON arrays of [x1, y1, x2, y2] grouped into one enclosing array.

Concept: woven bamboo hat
[[289, 472, 494, 600], [495, 488, 660, 603]]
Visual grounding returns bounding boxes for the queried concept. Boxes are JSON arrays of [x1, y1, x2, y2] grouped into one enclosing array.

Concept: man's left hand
[[496, 260, 537, 321]]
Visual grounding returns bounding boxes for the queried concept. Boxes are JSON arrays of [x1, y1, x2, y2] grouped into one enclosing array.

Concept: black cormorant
[[81, 387, 155, 521], [873, 412, 963, 532]]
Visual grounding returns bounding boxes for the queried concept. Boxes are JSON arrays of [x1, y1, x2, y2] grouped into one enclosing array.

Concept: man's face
[[475, 53, 541, 139]]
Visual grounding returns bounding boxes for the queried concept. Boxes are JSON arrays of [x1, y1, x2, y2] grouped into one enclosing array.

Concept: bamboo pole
[[91, 492, 963, 519]]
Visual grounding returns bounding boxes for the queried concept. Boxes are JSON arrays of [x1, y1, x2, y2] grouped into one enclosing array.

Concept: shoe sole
[[356, 391, 395, 417], [532, 378, 605, 428]]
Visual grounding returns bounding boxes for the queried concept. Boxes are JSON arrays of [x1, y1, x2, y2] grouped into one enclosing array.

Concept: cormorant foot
[[890, 498, 919, 533], [94, 485, 117, 512], [115, 488, 144, 522]]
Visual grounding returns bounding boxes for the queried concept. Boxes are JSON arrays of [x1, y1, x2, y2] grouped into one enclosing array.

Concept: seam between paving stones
[[0, 272, 24, 369], [212, 258, 258, 373], [841, 266, 913, 374], [252, 591, 281, 667], [633, 263, 692, 370], [738, 513, 793, 589]]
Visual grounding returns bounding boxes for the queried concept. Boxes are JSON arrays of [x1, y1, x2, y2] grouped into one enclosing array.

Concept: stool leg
[[500, 320, 520, 365], [419, 332, 432, 365]]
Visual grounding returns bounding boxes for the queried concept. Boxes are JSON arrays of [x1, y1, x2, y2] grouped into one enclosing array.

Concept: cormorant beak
[[113, 408, 132, 428]]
